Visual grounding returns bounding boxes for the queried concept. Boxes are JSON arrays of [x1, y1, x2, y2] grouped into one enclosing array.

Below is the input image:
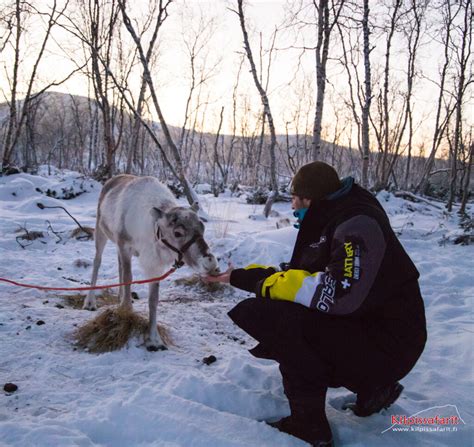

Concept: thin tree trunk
[[312, 0, 329, 160], [403, 0, 424, 190], [380, 0, 402, 188], [212, 106, 225, 196], [119, 0, 204, 211], [447, 0, 471, 211], [2, 0, 21, 170], [236, 0, 278, 217], [459, 142, 472, 214], [312, 0, 344, 161], [415, 2, 455, 194], [126, 81, 147, 173], [361, 0, 371, 189]]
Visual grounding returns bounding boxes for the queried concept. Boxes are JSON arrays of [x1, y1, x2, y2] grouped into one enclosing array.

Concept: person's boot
[[344, 382, 404, 417], [267, 400, 333, 446]]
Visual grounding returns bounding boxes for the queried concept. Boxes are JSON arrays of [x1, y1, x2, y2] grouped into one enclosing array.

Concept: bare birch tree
[[336, 0, 371, 187], [1, 0, 72, 171], [360, 0, 372, 188], [234, 0, 278, 217], [447, 0, 472, 211], [123, 2, 163, 174], [459, 141, 472, 214], [312, 0, 344, 160], [415, 1, 456, 194], [60, 0, 126, 178], [375, 0, 403, 189], [117, 0, 206, 211]]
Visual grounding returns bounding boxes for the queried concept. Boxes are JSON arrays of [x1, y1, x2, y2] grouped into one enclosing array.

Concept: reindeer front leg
[[146, 282, 167, 351], [83, 225, 107, 311]]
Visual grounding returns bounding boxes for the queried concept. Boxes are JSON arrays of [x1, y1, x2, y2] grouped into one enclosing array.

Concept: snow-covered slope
[[0, 169, 472, 447]]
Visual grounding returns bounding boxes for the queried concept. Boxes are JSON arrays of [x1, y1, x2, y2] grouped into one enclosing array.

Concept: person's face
[[291, 195, 311, 210]]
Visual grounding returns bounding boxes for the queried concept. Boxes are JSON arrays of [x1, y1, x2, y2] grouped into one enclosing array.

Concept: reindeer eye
[[174, 231, 184, 238]]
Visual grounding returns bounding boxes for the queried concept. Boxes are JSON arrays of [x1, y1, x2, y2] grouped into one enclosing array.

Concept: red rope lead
[[0, 268, 177, 292]]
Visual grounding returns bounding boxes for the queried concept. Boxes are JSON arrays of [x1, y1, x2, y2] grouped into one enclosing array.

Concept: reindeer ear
[[150, 207, 164, 220], [191, 201, 199, 213]]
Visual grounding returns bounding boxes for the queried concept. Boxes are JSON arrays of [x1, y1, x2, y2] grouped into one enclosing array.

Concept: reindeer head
[[150, 205, 219, 275]]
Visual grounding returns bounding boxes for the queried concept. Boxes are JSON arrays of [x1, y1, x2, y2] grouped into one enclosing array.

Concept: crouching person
[[204, 162, 427, 447]]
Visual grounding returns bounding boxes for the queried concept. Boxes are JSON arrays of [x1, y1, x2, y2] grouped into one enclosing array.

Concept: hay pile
[[173, 274, 228, 293], [74, 306, 172, 353], [70, 226, 94, 240], [60, 290, 119, 309]]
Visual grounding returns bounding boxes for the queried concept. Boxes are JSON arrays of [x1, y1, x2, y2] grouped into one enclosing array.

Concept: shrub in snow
[[1, 165, 22, 176], [276, 217, 291, 229], [277, 192, 292, 202], [91, 165, 112, 183], [459, 214, 472, 232], [14, 228, 45, 250], [36, 164, 62, 177], [194, 183, 212, 194], [453, 234, 473, 245], [246, 188, 269, 205], [229, 182, 245, 196], [16, 230, 44, 241], [454, 214, 473, 245], [36, 177, 98, 200], [423, 173, 450, 200], [166, 181, 184, 199], [245, 188, 291, 204]]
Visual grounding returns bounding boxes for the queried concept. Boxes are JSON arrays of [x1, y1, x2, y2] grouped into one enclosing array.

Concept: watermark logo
[[382, 404, 465, 434]]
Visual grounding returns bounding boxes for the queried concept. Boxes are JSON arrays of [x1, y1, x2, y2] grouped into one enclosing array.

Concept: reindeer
[[83, 174, 218, 351]]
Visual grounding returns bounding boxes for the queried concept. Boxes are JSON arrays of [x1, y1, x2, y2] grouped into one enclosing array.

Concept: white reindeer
[[83, 174, 218, 351]]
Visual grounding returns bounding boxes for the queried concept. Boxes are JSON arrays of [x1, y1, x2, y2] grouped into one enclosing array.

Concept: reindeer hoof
[[83, 297, 97, 311], [83, 304, 97, 311], [146, 344, 167, 352]]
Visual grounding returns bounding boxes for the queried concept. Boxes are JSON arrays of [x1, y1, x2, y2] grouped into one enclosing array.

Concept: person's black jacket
[[230, 181, 427, 354]]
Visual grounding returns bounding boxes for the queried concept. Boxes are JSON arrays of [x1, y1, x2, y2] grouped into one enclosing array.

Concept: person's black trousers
[[227, 297, 426, 395]]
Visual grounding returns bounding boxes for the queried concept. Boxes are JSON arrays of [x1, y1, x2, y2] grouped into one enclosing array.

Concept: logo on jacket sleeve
[[315, 274, 336, 312], [343, 241, 361, 280], [310, 236, 327, 249], [341, 278, 351, 289]]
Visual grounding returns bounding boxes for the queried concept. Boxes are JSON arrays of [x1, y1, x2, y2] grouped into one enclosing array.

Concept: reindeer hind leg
[[118, 244, 133, 311]]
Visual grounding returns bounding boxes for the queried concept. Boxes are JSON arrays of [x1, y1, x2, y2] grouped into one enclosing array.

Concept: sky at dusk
[[0, 0, 471, 152]]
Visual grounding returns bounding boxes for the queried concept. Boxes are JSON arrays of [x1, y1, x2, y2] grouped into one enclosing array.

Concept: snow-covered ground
[[0, 168, 472, 447]]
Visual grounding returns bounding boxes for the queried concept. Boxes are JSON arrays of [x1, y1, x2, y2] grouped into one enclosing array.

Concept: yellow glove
[[259, 269, 323, 308]]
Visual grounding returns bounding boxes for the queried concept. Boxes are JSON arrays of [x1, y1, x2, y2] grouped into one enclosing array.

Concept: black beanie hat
[[291, 161, 341, 200]]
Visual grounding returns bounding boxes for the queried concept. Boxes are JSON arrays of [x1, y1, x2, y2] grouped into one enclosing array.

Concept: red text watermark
[[381, 405, 465, 434], [391, 415, 460, 426]]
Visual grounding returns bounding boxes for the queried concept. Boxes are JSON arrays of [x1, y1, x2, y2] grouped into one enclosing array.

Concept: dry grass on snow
[[73, 306, 173, 353], [58, 289, 119, 309]]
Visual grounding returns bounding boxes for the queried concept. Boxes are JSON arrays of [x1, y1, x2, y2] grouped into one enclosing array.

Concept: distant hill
[[1, 91, 451, 195]]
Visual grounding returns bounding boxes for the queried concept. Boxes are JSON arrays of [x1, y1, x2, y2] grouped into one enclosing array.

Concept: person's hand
[[202, 263, 234, 284]]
